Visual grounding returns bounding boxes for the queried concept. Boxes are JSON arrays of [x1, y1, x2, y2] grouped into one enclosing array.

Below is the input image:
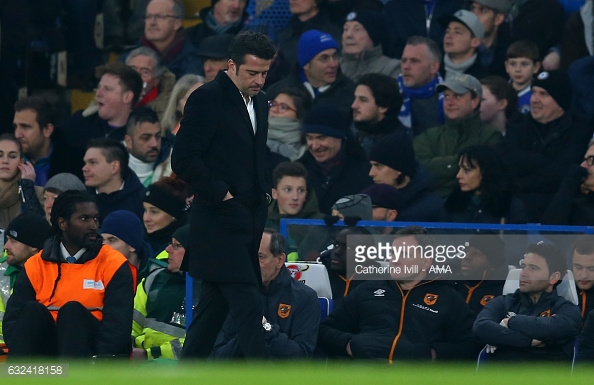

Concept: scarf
[[205, 10, 244, 34], [267, 117, 307, 161], [443, 53, 477, 77], [142, 29, 186, 63], [129, 153, 156, 187], [397, 73, 444, 135]]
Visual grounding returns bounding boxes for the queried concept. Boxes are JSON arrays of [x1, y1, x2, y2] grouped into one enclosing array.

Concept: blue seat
[[319, 297, 334, 321]]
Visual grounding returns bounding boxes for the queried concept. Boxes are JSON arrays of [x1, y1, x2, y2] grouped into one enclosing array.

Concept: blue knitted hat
[[298, 30, 338, 68]]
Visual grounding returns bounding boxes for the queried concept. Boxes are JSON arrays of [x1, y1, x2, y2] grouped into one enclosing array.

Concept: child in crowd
[[504, 40, 540, 114]]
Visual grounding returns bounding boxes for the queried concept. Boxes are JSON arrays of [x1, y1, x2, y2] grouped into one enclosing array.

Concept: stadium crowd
[[0, 0, 593, 365]]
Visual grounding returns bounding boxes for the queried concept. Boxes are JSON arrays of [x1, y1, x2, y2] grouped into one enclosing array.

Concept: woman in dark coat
[[442, 145, 526, 224]]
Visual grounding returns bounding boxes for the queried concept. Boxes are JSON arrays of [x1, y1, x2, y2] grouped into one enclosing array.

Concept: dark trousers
[[180, 280, 267, 359], [7, 301, 100, 358]]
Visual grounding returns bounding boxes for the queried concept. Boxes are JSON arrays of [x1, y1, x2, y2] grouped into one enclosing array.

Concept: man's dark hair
[[96, 62, 144, 105], [263, 228, 288, 257], [405, 35, 442, 63], [480, 76, 518, 119], [272, 161, 308, 189], [573, 235, 594, 256], [506, 40, 540, 62], [50, 190, 96, 233], [228, 31, 276, 69], [126, 106, 160, 136], [357, 73, 403, 117], [395, 226, 434, 248], [14, 96, 60, 130], [526, 242, 567, 281], [87, 138, 130, 179]]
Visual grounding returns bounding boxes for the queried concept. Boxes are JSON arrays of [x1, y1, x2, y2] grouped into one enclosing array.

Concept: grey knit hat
[[44, 173, 87, 193]]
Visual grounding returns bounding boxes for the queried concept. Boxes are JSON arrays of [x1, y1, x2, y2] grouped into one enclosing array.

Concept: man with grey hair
[[125, 46, 176, 120], [413, 73, 500, 197], [121, 0, 200, 79], [398, 36, 445, 136], [211, 229, 319, 359]]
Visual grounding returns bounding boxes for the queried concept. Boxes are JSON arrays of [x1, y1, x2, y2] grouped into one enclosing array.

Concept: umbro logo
[[374, 289, 385, 297]]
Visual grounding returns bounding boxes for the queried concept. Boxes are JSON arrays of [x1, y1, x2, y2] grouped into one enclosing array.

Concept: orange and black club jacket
[[318, 278, 478, 362]]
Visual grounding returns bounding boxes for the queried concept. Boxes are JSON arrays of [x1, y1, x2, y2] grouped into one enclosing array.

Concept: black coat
[[90, 170, 146, 224], [397, 165, 444, 222], [62, 110, 127, 150], [500, 113, 593, 222], [383, 0, 463, 59], [298, 147, 372, 215], [442, 189, 527, 225], [172, 70, 270, 284], [510, 0, 565, 60]]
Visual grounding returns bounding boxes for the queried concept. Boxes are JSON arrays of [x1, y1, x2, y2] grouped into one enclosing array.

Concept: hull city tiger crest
[[278, 304, 291, 318], [480, 295, 495, 307], [424, 293, 438, 306]]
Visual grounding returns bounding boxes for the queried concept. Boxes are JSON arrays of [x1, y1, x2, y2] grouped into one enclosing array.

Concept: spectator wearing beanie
[[298, 103, 372, 214], [267, 29, 356, 113], [455, 233, 507, 316], [142, 176, 189, 258], [0, 212, 51, 344], [340, 11, 401, 82], [39, 173, 87, 223], [131, 224, 191, 360], [1, 213, 50, 283], [102, 210, 152, 277], [360, 183, 403, 220], [369, 131, 443, 222], [501, 70, 594, 222]]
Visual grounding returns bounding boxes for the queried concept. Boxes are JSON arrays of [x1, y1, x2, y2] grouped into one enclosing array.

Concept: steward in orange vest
[[4, 191, 135, 358]]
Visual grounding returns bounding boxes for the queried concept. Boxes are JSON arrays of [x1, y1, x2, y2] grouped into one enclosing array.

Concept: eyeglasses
[[168, 242, 184, 251], [584, 156, 594, 166], [145, 14, 180, 21], [268, 100, 296, 113]]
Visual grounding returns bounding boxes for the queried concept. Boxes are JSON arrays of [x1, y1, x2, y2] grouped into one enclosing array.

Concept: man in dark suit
[[171, 31, 276, 359]]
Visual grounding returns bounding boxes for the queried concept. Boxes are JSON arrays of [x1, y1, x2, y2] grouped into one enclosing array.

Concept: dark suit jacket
[[172, 70, 270, 284]]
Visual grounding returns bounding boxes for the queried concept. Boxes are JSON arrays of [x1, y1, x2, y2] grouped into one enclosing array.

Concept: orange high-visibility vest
[[24, 245, 129, 321]]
